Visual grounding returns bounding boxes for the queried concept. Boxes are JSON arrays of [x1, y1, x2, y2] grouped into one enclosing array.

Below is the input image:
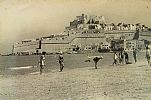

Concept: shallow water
[[0, 51, 146, 75]]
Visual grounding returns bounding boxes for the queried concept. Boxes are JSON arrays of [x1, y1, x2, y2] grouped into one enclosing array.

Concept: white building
[[124, 40, 145, 51]]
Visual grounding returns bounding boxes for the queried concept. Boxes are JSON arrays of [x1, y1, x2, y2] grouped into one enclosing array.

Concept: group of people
[[112, 47, 151, 66], [112, 50, 130, 66], [38, 47, 151, 75]]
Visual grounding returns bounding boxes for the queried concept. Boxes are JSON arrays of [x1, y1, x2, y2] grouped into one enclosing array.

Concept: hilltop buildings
[[13, 14, 148, 55]]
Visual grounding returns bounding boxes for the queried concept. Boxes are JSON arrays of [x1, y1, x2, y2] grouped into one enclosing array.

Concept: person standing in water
[[145, 47, 151, 66], [113, 52, 118, 66], [93, 56, 103, 69], [124, 51, 129, 64], [58, 52, 64, 72], [39, 52, 46, 75], [133, 48, 137, 63], [119, 50, 124, 64]]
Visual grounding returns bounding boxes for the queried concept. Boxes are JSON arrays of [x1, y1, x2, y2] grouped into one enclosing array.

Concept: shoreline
[[0, 51, 147, 76], [0, 59, 151, 100]]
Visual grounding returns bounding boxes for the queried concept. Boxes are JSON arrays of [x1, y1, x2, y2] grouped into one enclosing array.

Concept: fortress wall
[[71, 38, 106, 45], [41, 44, 70, 53], [13, 30, 137, 54], [105, 32, 135, 40], [41, 37, 108, 53], [14, 44, 38, 53]]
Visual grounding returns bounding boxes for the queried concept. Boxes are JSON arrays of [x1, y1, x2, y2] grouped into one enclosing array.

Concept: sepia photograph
[[0, 0, 151, 99]]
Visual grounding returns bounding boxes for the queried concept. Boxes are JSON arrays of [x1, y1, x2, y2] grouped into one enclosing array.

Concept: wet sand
[[0, 59, 151, 100]]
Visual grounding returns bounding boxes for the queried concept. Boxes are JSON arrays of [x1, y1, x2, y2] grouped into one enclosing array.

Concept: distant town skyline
[[0, 0, 151, 54]]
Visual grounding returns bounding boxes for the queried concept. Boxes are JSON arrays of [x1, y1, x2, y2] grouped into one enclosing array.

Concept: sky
[[0, 0, 151, 54]]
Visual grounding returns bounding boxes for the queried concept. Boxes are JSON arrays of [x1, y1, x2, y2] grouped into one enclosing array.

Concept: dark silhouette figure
[[133, 48, 137, 63], [112, 52, 118, 66], [124, 51, 129, 64], [146, 47, 151, 65], [119, 51, 124, 64], [93, 56, 103, 69], [58, 52, 64, 72], [133, 28, 139, 40]]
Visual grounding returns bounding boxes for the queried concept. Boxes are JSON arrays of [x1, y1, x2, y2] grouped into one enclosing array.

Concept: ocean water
[[0, 52, 146, 75]]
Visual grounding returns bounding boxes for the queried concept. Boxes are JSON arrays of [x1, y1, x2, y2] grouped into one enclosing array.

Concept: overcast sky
[[0, 0, 151, 54]]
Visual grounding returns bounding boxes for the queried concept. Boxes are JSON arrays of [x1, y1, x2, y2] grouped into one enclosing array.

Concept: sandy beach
[[0, 59, 151, 100]]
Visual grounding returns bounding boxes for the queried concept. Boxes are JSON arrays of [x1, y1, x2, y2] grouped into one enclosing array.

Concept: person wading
[[119, 50, 124, 64], [58, 52, 64, 72], [124, 51, 129, 64], [93, 56, 103, 69], [113, 52, 118, 66], [39, 52, 46, 75]]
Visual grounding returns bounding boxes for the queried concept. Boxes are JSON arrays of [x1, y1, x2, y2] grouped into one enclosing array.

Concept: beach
[[0, 52, 151, 100], [0, 57, 151, 100]]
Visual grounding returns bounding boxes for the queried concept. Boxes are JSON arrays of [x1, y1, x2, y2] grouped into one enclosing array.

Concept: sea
[[0, 52, 146, 75]]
